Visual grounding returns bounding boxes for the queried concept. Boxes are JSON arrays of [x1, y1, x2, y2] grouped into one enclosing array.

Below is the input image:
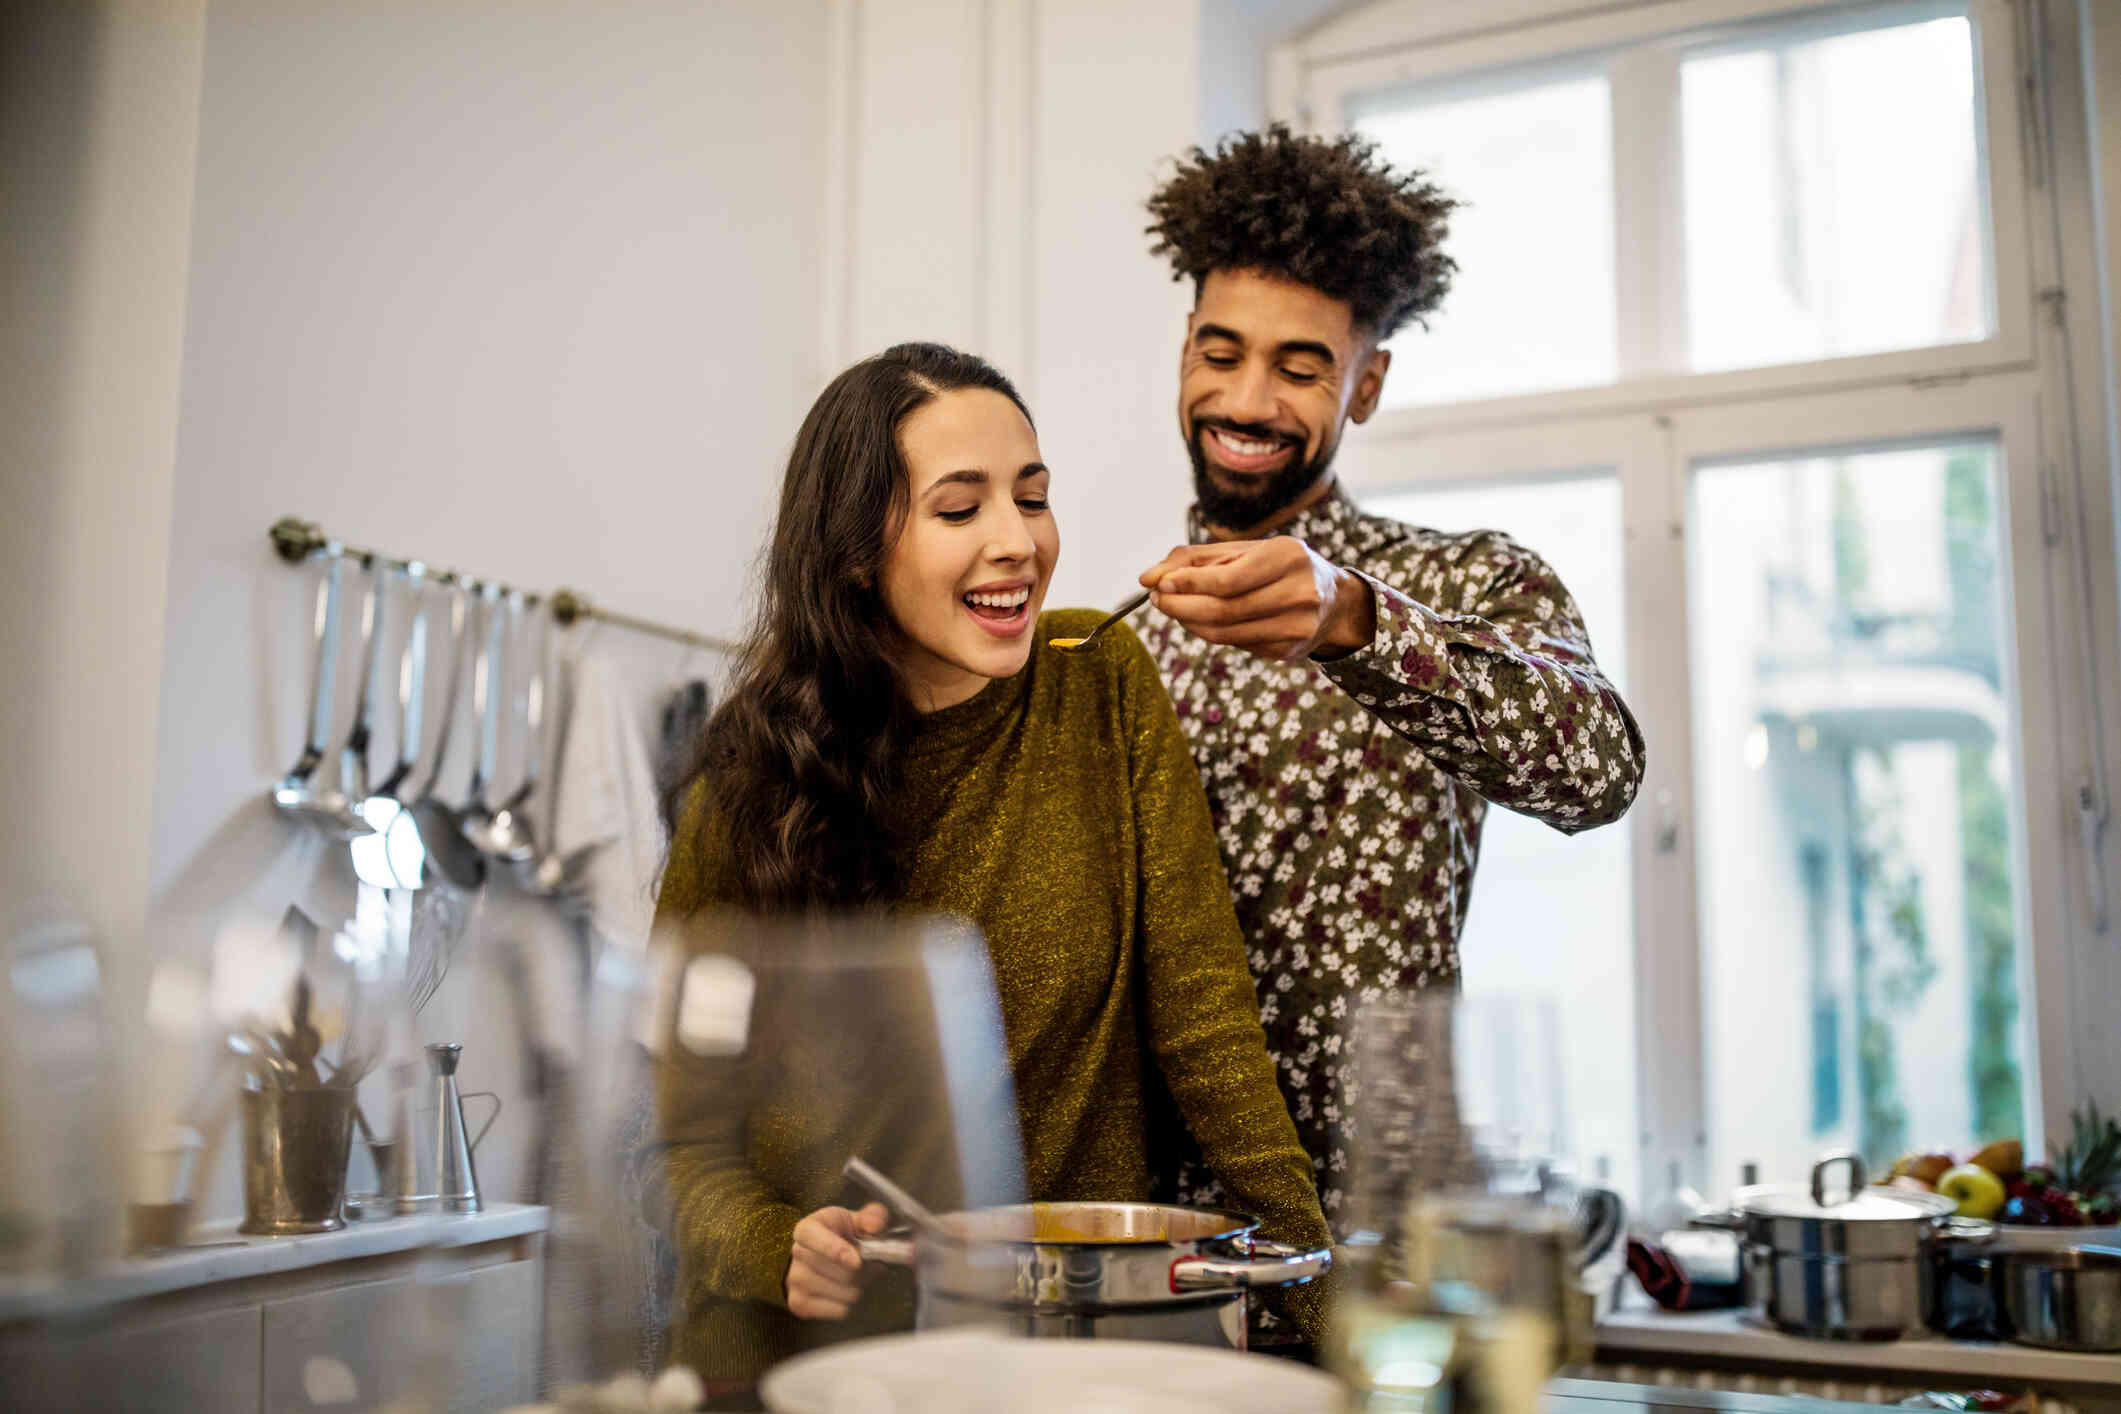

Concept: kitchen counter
[[0, 1202, 548, 1322], [1, 1204, 549, 1412], [1548, 1377, 1899, 1414], [1594, 1295, 2121, 1390]]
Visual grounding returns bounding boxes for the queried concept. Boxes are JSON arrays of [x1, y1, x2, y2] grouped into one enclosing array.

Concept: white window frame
[[1281, 0, 2121, 1198], [1287, 0, 2035, 432]]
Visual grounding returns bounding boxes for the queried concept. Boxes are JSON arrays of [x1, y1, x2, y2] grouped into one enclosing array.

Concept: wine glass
[[1333, 990, 1585, 1414]]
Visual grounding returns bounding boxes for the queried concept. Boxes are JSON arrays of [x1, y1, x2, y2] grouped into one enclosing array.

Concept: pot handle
[[855, 1235, 915, 1267], [1169, 1238, 1332, 1293], [1811, 1150, 1867, 1206]]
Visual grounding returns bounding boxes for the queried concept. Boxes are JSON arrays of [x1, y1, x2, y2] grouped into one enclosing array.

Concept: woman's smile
[[961, 579, 1035, 636]]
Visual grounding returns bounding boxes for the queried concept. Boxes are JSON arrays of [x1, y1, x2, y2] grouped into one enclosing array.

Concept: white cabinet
[[0, 1205, 546, 1414]]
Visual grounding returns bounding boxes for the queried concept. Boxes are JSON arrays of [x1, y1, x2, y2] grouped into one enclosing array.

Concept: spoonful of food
[[1046, 588, 1152, 654]]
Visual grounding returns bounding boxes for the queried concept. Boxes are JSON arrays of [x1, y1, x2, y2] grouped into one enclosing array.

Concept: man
[[1135, 127, 1646, 1230]]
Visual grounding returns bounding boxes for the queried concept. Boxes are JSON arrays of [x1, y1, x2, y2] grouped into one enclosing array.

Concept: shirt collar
[[1186, 483, 1408, 559]]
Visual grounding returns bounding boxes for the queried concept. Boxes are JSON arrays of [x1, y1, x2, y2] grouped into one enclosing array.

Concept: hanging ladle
[[407, 581, 490, 890], [474, 590, 539, 866], [352, 566, 429, 890], [270, 546, 373, 836], [460, 588, 535, 864]]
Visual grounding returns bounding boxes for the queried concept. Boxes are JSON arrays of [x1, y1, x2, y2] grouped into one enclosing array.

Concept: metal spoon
[[842, 1155, 943, 1231], [1046, 588, 1152, 654], [460, 589, 534, 864], [352, 568, 429, 890], [405, 580, 488, 890], [270, 546, 373, 834]]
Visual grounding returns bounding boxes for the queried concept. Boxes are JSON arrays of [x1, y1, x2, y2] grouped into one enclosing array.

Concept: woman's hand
[[785, 1201, 889, 1319]]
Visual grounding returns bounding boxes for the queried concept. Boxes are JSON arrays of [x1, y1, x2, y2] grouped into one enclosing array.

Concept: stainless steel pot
[[1696, 1152, 1979, 1341], [856, 1200, 1331, 1349], [1999, 1245, 2121, 1351]]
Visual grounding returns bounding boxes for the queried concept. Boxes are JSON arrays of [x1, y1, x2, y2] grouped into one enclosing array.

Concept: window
[[1681, 9, 1991, 371], [1290, 0, 2116, 1204], [1352, 67, 1617, 404], [1339, 0, 2012, 411], [1689, 440, 2024, 1186]]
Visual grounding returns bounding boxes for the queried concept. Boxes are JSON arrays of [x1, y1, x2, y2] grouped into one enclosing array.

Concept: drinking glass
[[1332, 991, 1586, 1414]]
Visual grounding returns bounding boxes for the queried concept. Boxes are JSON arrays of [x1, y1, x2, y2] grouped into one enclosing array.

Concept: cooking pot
[[856, 1200, 1331, 1349], [1998, 1245, 2121, 1351], [1694, 1151, 1987, 1341]]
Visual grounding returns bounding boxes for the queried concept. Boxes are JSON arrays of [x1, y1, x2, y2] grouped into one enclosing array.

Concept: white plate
[[759, 1329, 1343, 1414]]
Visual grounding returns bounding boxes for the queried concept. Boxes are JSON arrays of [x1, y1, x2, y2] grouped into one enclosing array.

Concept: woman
[[653, 343, 1328, 1378]]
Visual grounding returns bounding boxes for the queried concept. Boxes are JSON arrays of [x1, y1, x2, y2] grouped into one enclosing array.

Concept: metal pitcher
[[427, 1043, 499, 1214]]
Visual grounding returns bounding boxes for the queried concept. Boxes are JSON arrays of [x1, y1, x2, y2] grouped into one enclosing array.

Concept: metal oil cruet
[[428, 1042, 500, 1215]]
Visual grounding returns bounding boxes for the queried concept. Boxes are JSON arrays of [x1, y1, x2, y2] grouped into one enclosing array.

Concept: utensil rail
[[267, 515, 737, 655]]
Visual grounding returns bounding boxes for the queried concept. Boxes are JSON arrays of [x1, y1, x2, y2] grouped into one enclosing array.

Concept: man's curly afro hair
[[1145, 125, 1458, 341]]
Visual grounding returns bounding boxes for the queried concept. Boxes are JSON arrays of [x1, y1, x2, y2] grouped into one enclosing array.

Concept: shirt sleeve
[[1110, 624, 1335, 1342], [1314, 532, 1646, 833], [650, 785, 806, 1311]]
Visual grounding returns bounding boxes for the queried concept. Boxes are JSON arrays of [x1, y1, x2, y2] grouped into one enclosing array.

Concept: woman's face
[[880, 387, 1058, 711]]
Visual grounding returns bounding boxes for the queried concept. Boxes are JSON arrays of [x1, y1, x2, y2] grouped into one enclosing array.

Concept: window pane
[[1353, 70, 1616, 406], [1359, 476, 1637, 1201], [1682, 10, 1990, 372], [1689, 441, 2024, 1192]]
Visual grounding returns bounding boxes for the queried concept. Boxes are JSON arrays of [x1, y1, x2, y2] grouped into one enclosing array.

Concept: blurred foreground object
[[1, 916, 120, 1279], [1332, 993, 1597, 1414]]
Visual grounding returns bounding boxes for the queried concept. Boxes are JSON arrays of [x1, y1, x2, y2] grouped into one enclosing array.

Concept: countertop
[[1595, 1298, 2121, 1388], [0, 1201, 549, 1322]]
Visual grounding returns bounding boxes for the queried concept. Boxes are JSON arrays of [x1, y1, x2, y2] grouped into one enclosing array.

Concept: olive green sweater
[[652, 610, 1331, 1379]]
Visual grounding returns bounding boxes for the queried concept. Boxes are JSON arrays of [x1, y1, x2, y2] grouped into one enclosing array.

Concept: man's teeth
[[965, 588, 1030, 609], [1212, 428, 1287, 457]]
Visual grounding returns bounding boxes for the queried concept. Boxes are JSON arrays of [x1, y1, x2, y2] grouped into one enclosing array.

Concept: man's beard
[[1188, 418, 1338, 532]]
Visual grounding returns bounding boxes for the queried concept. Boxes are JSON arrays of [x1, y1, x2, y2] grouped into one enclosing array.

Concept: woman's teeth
[[964, 588, 1029, 610]]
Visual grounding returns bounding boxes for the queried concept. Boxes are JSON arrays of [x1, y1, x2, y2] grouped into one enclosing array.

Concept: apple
[[1887, 1175, 1938, 1195], [1901, 1153, 1956, 1187], [1937, 1163, 2008, 1219], [1968, 1139, 2024, 1179]]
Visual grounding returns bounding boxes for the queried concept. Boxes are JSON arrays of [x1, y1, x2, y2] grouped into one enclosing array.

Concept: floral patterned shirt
[[1142, 489, 1646, 1230]]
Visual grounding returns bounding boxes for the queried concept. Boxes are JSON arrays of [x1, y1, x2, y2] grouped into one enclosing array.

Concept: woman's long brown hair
[[664, 343, 1035, 911]]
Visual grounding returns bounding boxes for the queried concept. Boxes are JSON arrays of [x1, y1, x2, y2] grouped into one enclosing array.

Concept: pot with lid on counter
[[1694, 1150, 1990, 1340]]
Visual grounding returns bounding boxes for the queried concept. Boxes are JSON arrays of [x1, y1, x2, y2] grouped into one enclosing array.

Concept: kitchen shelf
[[1596, 1303, 2121, 1389], [0, 1202, 548, 1322]]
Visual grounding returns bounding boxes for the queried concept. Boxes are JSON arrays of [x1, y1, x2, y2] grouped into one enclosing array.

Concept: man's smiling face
[[1177, 268, 1390, 534]]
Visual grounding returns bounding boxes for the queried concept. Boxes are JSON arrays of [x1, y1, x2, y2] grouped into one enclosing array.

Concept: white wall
[[10, 0, 1301, 1226], [140, 0, 833, 1214], [827, 0, 1208, 611]]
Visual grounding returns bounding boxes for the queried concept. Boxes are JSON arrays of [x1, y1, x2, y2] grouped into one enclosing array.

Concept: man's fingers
[[1140, 542, 1244, 588], [1157, 555, 1289, 599], [1154, 581, 1319, 628]]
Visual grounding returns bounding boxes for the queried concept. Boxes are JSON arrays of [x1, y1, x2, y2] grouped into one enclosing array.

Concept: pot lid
[[1737, 1183, 1955, 1221], [1735, 1150, 1956, 1222]]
